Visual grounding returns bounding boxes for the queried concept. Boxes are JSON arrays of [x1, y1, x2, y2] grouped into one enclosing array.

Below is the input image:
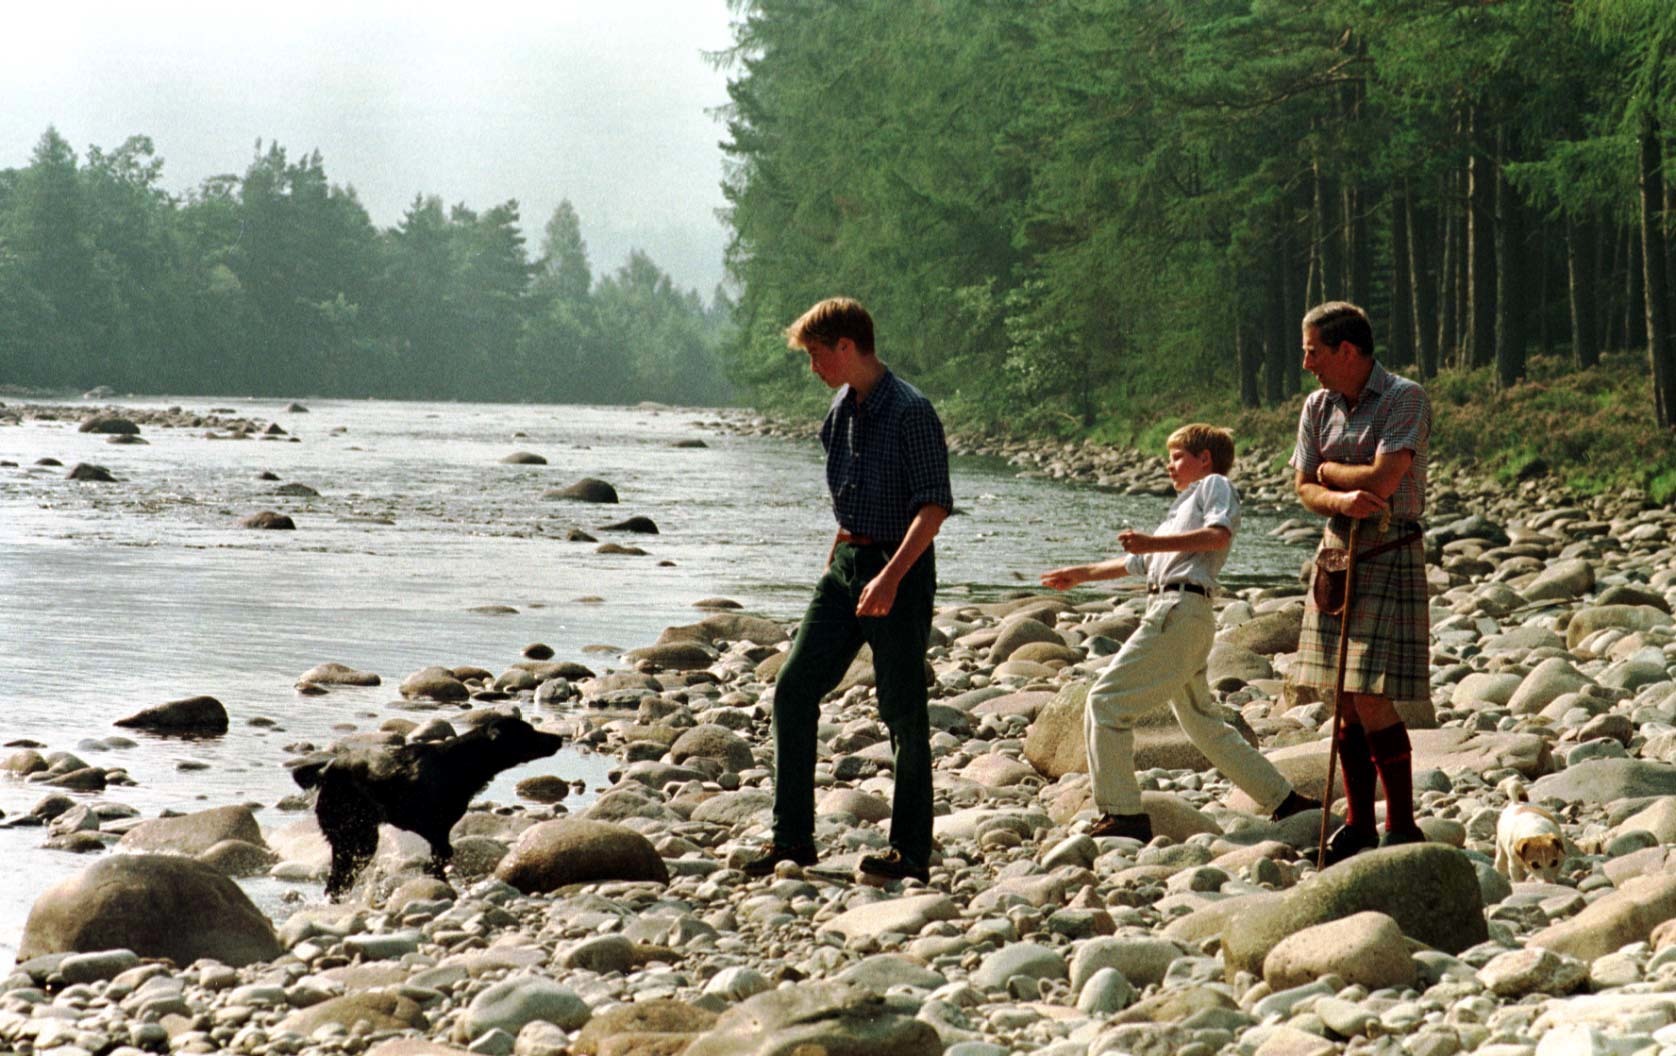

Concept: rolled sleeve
[[1289, 397, 1322, 476], [902, 400, 954, 515], [1124, 552, 1148, 578], [1198, 475, 1240, 534], [1376, 383, 1430, 457]]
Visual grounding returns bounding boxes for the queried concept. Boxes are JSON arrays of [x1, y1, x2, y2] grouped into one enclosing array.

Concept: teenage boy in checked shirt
[[1041, 424, 1318, 841], [745, 297, 953, 884]]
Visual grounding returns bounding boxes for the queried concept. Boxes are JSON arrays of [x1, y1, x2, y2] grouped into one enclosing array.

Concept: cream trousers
[[1085, 592, 1290, 816]]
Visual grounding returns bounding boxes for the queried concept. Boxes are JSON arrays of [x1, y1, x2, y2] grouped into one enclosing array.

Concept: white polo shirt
[[1124, 474, 1240, 593]]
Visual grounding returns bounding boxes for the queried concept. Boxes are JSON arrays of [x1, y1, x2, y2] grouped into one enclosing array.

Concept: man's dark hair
[[786, 297, 876, 354], [1303, 301, 1375, 358]]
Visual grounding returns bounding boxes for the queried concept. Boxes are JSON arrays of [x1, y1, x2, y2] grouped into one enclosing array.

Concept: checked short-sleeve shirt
[[821, 370, 953, 544], [1290, 360, 1432, 521]]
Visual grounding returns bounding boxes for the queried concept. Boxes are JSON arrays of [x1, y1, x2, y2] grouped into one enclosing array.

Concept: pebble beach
[[5, 405, 1676, 1056]]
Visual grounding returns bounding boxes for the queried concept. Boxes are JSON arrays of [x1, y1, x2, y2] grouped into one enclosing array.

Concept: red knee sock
[[1335, 720, 1378, 831], [1368, 722, 1416, 833]]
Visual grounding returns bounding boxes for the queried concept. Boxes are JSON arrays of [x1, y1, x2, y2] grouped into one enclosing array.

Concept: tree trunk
[[1313, 144, 1342, 300], [1494, 133, 1524, 388], [1640, 112, 1676, 429], [1264, 259, 1286, 405], [1628, 222, 1644, 353], [1236, 297, 1260, 408], [1345, 184, 1370, 305], [1389, 191, 1413, 371], [1437, 187, 1457, 369], [1567, 216, 1598, 369], [1466, 107, 1496, 369], [1283, 248, 1302, 394], [1408, 190, 1439, 379]]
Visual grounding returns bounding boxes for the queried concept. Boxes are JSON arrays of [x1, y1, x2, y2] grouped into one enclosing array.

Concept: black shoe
[[858, 849, 930, 883], [742, 842, 817, 877], [1380, 825, 1427, 848], [1270, 790, 1322, 822], [1321, 823, 1379, 867], [1088, 812, 1153, 841]]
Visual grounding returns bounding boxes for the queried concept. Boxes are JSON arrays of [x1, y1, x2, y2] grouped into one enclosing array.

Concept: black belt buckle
[[1149, 582, 1209, 598]]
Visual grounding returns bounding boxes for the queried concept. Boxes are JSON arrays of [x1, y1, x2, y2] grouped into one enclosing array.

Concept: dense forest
[[0, 131, 731, 405], [715, 0, 1676, 433]]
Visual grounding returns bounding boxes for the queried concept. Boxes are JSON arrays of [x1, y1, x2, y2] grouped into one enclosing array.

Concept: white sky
[[0, 0, 738, 293]]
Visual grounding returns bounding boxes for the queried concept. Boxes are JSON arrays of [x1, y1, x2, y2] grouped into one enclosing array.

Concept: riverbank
[[4, 399, 1676, 1056]]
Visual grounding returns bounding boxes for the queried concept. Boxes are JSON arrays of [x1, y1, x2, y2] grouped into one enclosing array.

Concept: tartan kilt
[[1294, 515, 1431, 700]]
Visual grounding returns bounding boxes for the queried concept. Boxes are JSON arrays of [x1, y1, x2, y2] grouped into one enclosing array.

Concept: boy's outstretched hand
[[1119, 530, 1156, 554], [1040, 565, 1088, 591]]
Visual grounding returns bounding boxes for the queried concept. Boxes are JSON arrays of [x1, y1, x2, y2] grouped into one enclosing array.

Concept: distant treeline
[[0, 129, 731, 405], [716, 1, 1676, 430]]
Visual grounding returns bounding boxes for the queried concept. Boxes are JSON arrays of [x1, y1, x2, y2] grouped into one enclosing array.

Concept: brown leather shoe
[[742, 842, 817, 877], [1088, 812, 1153, 841], [1270, 790, 1322, 822], [858, 849, 930, 883]]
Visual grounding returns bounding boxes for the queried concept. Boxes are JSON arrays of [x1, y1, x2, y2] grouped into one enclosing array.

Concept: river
[[0, 396, 1304, 963]]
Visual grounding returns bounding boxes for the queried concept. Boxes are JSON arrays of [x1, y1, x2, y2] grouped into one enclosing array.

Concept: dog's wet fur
[[290, 712, 565, 899]]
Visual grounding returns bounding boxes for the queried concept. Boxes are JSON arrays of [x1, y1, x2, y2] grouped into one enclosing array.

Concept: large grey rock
[[1530, 759, 1676, 805], [1225, 727, 1551, 811], [118, 805, 264, 856], [670, 724, 755, 772], [696, 612, 789, 647], [1567, 605, 1673, 650], [18, 854, 281, 967], [546, 477, 619, 503], [1025, 681, 1257, 780], [1507, 658, 1594, 716], [1477, 948, 1588, 997], [970, 942, 1067, 991], [988, 616, 1064, 663], [298, 662, 381, 687], [400, 666, 470, 702], [1480, 624, 1566, 655], [1221, 609, 1302, 656], [79, 415, 140, 435], [1522, 559, 1595, 603], [280, 992, 427, 1036], [572, 999, 717, 1055], [114, 695, 228, 734], [1222, 845, 1485, 978], [1525, 872, 1676, 962], [684, 981, 940, 1056], [1262, 911, 1416, 991], [1208, 642, 1275, 685], [455, 976, 590, 1042], [1070, 935, 1187, 991], [624, 642, 718, 671], [1450, 672, 1524, 708], [495, 819, 669, 893], [819, 894, 960, 943]]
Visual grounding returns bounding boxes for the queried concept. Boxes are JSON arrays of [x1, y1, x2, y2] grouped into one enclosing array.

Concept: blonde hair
[[1166, 423, 1235, 475], [785, 297, 875, 353]]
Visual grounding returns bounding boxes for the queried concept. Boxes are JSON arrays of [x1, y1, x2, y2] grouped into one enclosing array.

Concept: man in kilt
[[1291, 301, 1433, 864]]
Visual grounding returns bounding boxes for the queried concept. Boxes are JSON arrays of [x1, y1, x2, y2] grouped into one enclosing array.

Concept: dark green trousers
[[771, 541, 936, 865]]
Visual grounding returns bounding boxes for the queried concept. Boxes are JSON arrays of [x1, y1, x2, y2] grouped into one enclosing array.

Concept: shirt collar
[[1330, 359, 1392, 409], [845, 369, 897, 413]]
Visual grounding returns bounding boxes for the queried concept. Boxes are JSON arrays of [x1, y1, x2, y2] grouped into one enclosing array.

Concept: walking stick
[[1316, 515, 1364, 871]]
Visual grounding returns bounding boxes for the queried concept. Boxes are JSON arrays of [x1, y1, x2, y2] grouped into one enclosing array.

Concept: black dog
[[290, 713, 565, 899]]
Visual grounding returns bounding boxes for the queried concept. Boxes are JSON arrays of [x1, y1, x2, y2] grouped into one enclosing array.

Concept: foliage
[[0, 130, 730, 405], [716, 0, 1676, 437]]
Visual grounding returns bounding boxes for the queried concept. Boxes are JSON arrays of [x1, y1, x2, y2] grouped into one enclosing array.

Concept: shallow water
[[0, 397, 1303, 963]]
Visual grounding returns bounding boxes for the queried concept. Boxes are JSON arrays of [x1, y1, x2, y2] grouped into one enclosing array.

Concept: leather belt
[[836, 529, 879, 547], [1149, 582, 1210, 598]]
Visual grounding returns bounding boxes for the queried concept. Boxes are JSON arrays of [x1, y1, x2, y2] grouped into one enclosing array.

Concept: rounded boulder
[[495, 818, 669, 893], [19, 853, 281, 967]]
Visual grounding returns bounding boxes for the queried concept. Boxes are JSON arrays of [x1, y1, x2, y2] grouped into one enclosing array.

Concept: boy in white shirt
[[1041, 423, 1317, 840]]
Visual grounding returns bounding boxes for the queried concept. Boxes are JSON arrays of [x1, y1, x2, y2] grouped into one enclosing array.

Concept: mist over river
[[0, 397, 1304, 964]]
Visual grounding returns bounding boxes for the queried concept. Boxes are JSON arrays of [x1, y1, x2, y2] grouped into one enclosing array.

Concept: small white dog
[[1493, 801, 1570, 883]]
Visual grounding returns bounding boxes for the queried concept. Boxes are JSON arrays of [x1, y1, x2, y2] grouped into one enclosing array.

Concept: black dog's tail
[[288, 755, 332, 790]]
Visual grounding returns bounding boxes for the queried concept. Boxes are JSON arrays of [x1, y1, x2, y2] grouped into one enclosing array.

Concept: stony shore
[[4, 412, 1676, 1056]]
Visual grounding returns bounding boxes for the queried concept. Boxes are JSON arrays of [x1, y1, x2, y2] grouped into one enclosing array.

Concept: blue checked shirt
[[1290, 360, 1431, 521], [821, 370, 954, 544]]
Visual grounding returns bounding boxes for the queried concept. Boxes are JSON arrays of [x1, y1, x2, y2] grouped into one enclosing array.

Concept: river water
[[0, 397, 1303, 964]]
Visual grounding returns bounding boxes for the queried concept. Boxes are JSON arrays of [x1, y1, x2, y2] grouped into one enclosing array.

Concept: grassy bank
[[995, 352, 1676, 505]]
